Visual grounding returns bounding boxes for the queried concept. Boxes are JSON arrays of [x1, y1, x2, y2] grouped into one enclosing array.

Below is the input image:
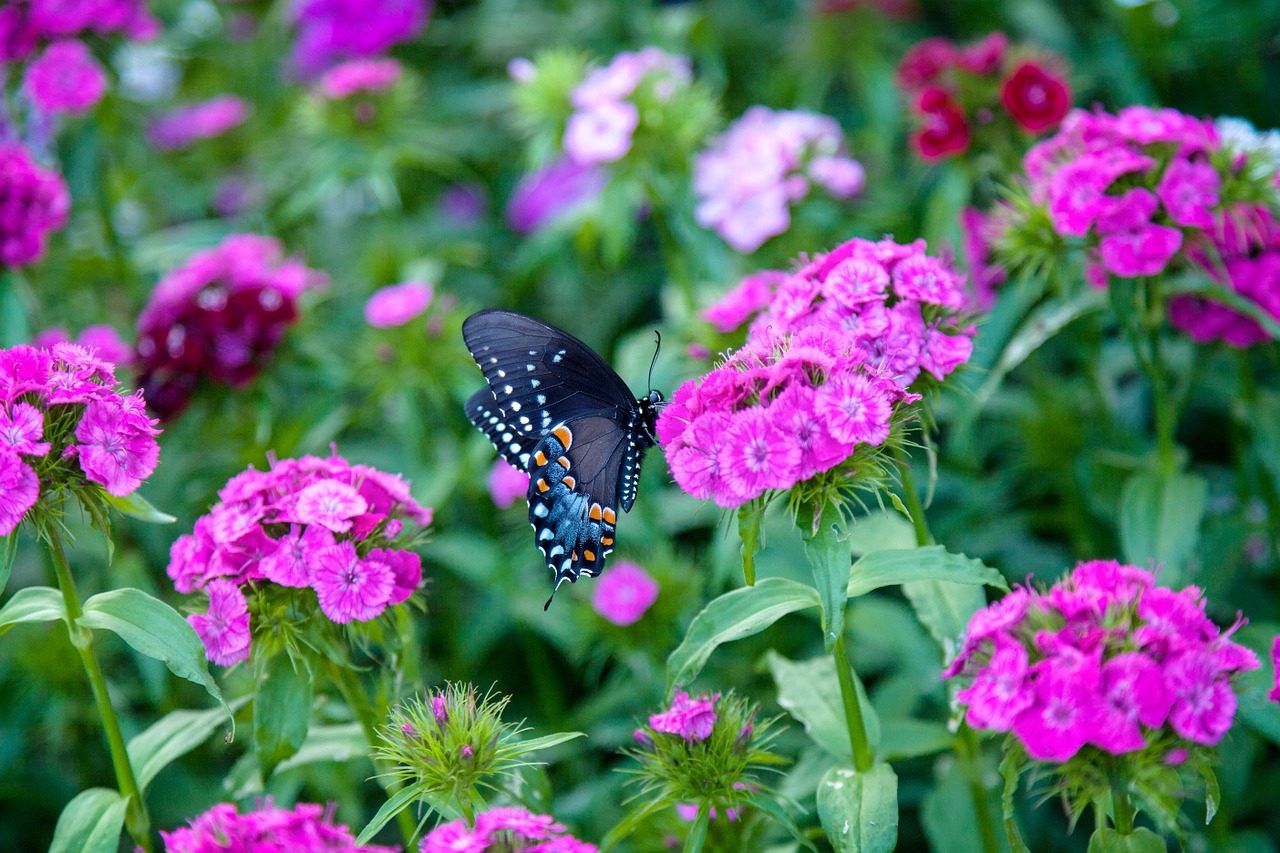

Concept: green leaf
[[101, 490, 177, 524], [0, 585, 66, 637], [666, 578, 820, 688], [740, 790, 817, 851], [766, 651, 879, 761], [815, 763, 899, 853], [737, 503, 763, 586], [999, 749, 1031, 853], [803, 502, 852, 652], [921, 756, 1009, 853], [600, 797, 671, 851], [357, 782, 431, 846], [682, 802, 710, 853], [846, 513, 915, 556], [878, 718, 954, 761], [0, 533, 17, 594], [847, 547, 1008, 599], [49, 788, 128, 853], [902, 580, 989, 655], [1197, 760, 1219, 825], [78, 588, 227, 714], [254, 654, 313, 779], [1086, 827, 1167, 853], [507, 731, 585, 755], [1118, 470, 1207, 586], [273, 722, 368, 774], [129, 702, 244, 792], [1164, 272, 1280, 340]]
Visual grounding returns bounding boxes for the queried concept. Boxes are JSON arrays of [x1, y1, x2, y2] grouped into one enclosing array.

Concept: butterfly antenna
[[647, 330, 662, 393]]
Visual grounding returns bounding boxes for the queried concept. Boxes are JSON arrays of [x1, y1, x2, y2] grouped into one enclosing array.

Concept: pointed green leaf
[[803, 502, 852, 652], [508, 731, 585, 755], [682, 802, 710, 853], [666, 578, 820, 688], [357, 782, 432, 846], [1119, 471, 1206, 587], [273, 722, 367, 774], [600, 797, 671, 851], [0, 533, 17, 594], [129, 701, 245, 792], [254, 654, 313, 779], [1196, 759, 1219, 825], [101, 490, 177, 524], [816, 763, 898, 853], [766, 651, 879, 761], [879, 718, 954, 761], [0, 585, 65, 637], [740, 790, 817, 851], [49, 788, 128, 853], [847, 547, 1007, 599], [902, 579, 989, 654], [921, 755, 1009, 853], [1086, 827, 1167, 853], [737, 503, 763, 586], [78, 588, 227, 714], [999, 749, 1031, 853]]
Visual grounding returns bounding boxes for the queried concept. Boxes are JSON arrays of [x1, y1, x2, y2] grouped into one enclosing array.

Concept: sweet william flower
[[913, 87, 971, 161], [563, 99, 640, 164], [317, 57, 402, 99], [23, 39, 107, 114], [590, 560, 659, 626], [186, 579, 251, 667], [487, 458, 529, 508], [1000, 61, 1071, 133], [146, 96, 249, 151], [0, 143, 70, 268], [505, 158, 606, 234], [0, 450, 39, 536], [650, 691, 718, 742], [162, 800, 395, 853], [364, 280, 433, 327]]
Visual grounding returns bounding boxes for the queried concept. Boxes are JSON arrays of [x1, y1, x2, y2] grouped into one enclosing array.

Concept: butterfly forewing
[[462, 309, 662, 591]]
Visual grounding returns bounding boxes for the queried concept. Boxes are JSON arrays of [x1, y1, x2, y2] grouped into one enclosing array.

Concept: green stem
[[331, 665, 418, 846], [893, 446, 932, 547], [831, 633, 874, 773], [958, 727, 1000, 853], [1235, 352, 1280, 568], [1109, 761, 1135, 834], [1146, 284, 1176, 478], [44, 524, 153, 853]]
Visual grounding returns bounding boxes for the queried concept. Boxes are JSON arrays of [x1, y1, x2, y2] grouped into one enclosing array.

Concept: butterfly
[[462, 309, 664, 601]]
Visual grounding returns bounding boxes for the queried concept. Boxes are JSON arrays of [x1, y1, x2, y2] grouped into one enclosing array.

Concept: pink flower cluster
[[0, 343, 161, 534], [897, 33, 1072, 161], [0, 0, 159, 63], [171, 451, 431, 666], [666, 238, 972, 507], [162, 800, 394, 853], [291, 0, 429, 78], [486, 458, 529, 508], [134, 234, 325, 420], [694, 107, 865, 253], [562, 47, 692, 166], [146, 96, 250, 151], [648, 691, 719, 743], [945, 560, 1260, 762], [364, 280, 433, 328], [23, 39, 107, 115], [33, 324, 132, 366], [317, 58, 403, 99], [0, 143, 70, 268], [506, 158, 606, 234], [591, 560, 659, 626], [420, 807, 597, 853]]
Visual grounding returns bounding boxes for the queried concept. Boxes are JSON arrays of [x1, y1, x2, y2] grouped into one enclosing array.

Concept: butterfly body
[[462, 309, 662, 589]]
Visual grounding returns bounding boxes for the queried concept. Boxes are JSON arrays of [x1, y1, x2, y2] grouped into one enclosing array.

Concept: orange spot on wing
[[562, 475, 576, 489], [584, 550, 596, 561], [601, 537, 613, 546], [534, 450, 547, 467], [589, 504, 603, 521], [602, 508, 616, 524], [536, 478, 549, 493], [556, 456, 570, 469], [552, 425, 573, 449]]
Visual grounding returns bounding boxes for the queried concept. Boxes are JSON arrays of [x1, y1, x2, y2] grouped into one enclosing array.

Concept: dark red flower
[[956, 32, 1008, 75], [896, 38, 956, 91], [1001, 61, 1071, 133], [912, 87, 971, 161]]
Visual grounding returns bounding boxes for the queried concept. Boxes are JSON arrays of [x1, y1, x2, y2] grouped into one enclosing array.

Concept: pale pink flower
[[0, 450, 39, 535], [487, 458, 529, 508], [312, 540, 394, 623], [293, 479, 368, 533], [0, 402, 50, 456], [364, 280, 433, 328], [563, 100, 639, 164], [649, 691, 718, 742], [188, 579, 252, 666], [260, 524, 334, 587], [318, 58, 402, 99], [74, 398, 160, 496], [1156, 157, 1219, 228]]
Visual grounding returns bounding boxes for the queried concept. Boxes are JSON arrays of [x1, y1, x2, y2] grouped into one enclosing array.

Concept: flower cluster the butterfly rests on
[[0, 343, 160, 536], [945, 559, 1259, 833], [993, 106, 1280, 346], [168, 450, 431, 667], [462, 310, 663, 594], [664, 236, 974, 511]]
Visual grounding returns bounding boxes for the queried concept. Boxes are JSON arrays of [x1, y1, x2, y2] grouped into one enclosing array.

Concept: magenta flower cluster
[[169, 450, 432, 666], [23, 38, 107, 115], [505, 158, 606, 234], [0, 143, 70, 268], [364, 280, 433, 328], [945, 560, 1260, 762], [134, 233, 325, 420], [694, 106, 865, 253], [663, 238, 972, 507], [591, 560, 659, 626], [648, 691, 718, 743], [0, 0, 159, 63], [419, 807, 597, 853], [291, 0, 429, 78], [0, 343, 160, 534], [562, 47, 692, 166], [161, 800, 394, 853], [146, 96, 250, 151], [317, 58, 403, 100]]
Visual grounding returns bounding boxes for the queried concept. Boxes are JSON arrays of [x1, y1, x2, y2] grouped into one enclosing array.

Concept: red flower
[[912, 87, 971, 161], [896, 38, 956, 91], [956, 32, 1008, 75], [1001, 61, 1072, 133]]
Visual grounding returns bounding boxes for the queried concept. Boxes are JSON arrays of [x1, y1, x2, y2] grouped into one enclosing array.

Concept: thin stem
[[330, 664, 418, 846], [44, 524, 153, 853], [958, 727, 1000, 853], [893, 446, 932, 547], [831, 633, 874, 772], [1146, 282, 1176, 478], [1108, 760, 1135, 834]]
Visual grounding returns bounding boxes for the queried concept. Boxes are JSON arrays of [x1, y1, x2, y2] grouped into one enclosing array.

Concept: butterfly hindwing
[[465, 387, 535, 469]]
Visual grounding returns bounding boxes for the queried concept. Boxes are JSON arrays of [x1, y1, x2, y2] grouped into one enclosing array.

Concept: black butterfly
[[462, 309, 663, 599]]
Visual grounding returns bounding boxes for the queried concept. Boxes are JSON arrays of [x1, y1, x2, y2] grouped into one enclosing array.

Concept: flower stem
[[1109, 761, 1135, 834], [43, 524, 153, 853], [958, 726, 1000, 853], [831, 633, 874, 773], [1145, 283, 1176, 478], [331, 664, 418, 846], [893, 446, 932, 547]]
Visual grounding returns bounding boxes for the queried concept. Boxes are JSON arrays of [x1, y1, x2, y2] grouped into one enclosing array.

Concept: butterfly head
[[637, 388, 664, 447]]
